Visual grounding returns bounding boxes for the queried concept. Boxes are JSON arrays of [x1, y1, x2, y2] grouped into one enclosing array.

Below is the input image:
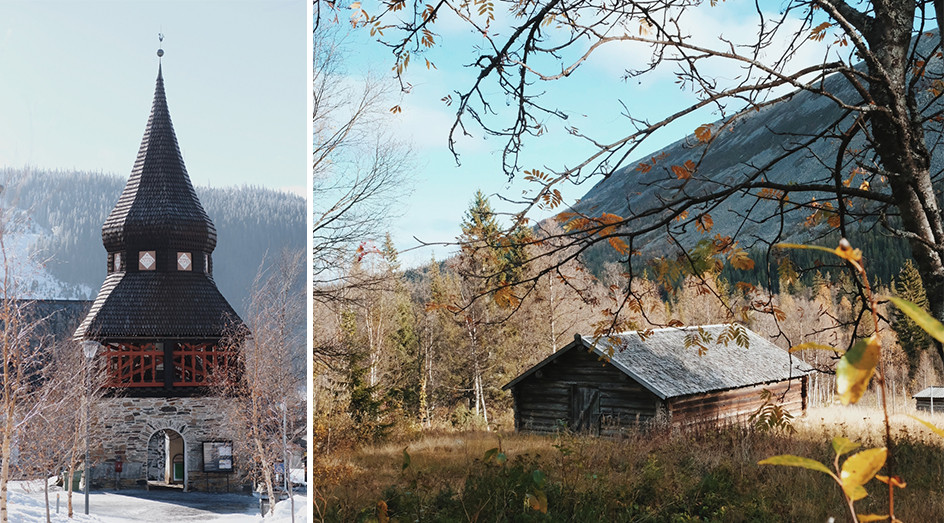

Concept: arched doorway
[[146, 429, 187, 490]]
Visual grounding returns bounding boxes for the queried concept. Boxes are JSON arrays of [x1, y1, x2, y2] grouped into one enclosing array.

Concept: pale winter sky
[[338, 2, 832, 267], [0, 0, 307, 196]]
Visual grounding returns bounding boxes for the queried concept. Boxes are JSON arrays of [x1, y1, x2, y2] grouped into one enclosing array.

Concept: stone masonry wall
[[90, 396, 246, 493]]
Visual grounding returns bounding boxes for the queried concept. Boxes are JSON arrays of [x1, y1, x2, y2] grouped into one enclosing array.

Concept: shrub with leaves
[[761, 239, 944, 522], [749, 388, 796, 434]]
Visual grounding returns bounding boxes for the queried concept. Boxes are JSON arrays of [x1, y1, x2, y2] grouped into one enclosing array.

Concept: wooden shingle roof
[[101, 65, 216, 253], [504, 325, 812, 399], [75, 64, 244, 341], [913, 387, 944, 400], [74, 272, 242, 340]]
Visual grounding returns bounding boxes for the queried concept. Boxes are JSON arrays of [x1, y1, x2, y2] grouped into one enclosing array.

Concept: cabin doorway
[[146, 429, 187, 490], [570, 386, 601, 435]]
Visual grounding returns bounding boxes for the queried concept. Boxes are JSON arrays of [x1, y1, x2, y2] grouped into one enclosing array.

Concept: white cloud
[[586, 5, 833, 98]]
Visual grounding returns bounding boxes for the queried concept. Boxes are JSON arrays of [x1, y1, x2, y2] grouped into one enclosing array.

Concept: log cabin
[[913, 387, 944, 413], [503, 325, 812, 434]]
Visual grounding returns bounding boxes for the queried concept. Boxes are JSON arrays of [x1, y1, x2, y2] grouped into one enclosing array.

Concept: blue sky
[[340, 2, 830, 267], [0, 0, 306, 196]]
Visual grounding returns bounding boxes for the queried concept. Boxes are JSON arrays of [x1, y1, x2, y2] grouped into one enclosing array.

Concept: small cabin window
[[138, 251, 156, 271], [177, 252, 192, 271]]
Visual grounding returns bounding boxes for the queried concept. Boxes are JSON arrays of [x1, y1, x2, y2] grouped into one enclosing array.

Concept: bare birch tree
[[357, 0, 944, 362], [0, 211, 60, 522], [313, 17, 412, 300], [15, 339, 107, 522], [223, 250, 304, 516]]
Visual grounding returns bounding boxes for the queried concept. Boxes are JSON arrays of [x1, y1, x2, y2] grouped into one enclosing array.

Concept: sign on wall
[[202, 441, 234, 473]]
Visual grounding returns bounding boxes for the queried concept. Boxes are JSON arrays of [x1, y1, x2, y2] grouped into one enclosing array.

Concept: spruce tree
[[891, 259, 932, 378]]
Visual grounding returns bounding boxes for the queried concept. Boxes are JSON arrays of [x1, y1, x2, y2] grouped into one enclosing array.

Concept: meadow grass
[[314, 404, 944, 522]]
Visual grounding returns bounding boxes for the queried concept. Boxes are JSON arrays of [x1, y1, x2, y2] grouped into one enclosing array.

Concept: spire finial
[[157, 33, 164, 60]]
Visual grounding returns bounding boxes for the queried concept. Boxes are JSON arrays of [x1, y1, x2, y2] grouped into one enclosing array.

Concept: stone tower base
[[90, 396, 246, 493]]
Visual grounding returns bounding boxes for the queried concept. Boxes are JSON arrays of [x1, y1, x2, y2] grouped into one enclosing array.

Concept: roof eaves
[[501, 334, 585, 390]]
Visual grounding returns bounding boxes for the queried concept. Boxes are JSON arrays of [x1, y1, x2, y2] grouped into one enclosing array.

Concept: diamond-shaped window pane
[[139, 251, 156, 271], [114, 253, 122, 271], [177, 252, 192, 271]]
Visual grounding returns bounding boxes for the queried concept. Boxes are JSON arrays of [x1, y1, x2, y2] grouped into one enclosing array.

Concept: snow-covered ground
[[5, 480, 307, 523]]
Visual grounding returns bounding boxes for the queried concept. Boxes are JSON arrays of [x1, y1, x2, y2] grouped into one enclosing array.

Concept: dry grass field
[[313, 403, 944, 522]]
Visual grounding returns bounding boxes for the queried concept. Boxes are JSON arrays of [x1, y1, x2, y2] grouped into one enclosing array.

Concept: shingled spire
[[101, 64, 216, 254], [75, 60, 243, 344]]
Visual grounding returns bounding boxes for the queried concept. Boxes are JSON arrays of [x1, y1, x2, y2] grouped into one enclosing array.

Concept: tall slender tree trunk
[[476, 373, 489, 429], [865, 16, 944, 366], [418, 326, 429, 427], [67, 459, 74, 518], [548, 276, 558, 354], [0, 417, 12, 523], [254, 434, 277, 516], [43, 475, 50, 523], [250, 377, 277, 516], [366, 316, 377, 388]]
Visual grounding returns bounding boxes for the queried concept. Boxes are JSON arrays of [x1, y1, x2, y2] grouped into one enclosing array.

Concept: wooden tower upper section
[[75, 57, 245, 396]]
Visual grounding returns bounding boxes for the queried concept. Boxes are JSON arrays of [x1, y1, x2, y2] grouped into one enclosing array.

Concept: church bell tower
[[75, 45, 247, 491]]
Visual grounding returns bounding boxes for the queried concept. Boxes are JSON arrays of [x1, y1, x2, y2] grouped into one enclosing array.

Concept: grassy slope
[[314, 406, 944, 522]]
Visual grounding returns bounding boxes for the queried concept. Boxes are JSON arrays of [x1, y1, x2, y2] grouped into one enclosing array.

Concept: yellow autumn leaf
[[840, 447, 887, 500], [758, 455, 834, 476], [875, 474, 907, 488], [494, 285, 521, 309], [729, 249, 754, 270], [907, 414, 944, 439], [834, 237, 862, 263], [836, 335, 880, 405], [789, 342, 842, 354], [810, 21, 831, 41], [525, 491, 548, 513], [831, 436, 861, 457], [888, 296, 944, 344]]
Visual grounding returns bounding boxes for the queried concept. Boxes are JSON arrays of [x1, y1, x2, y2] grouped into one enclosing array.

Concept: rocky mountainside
[[573, 38, 943, 265]]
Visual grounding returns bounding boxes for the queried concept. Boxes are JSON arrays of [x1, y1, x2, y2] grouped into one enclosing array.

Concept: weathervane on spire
[[157, 32, 164, 60]]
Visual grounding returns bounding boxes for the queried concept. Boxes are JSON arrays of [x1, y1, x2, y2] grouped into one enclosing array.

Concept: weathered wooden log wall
[[510, 347, 659, 435], [510, 344, 808, 434], [666, 378, 806, 426]]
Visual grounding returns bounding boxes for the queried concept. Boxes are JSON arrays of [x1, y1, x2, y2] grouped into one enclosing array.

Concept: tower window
[[139, 251, 156, 271], [114, 252, 123, 271], [177, 252, 192, 271]]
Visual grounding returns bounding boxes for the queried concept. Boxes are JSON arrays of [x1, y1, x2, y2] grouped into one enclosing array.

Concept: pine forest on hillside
[[313, 189, 943, 440], [0, 167, 306, 317]]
